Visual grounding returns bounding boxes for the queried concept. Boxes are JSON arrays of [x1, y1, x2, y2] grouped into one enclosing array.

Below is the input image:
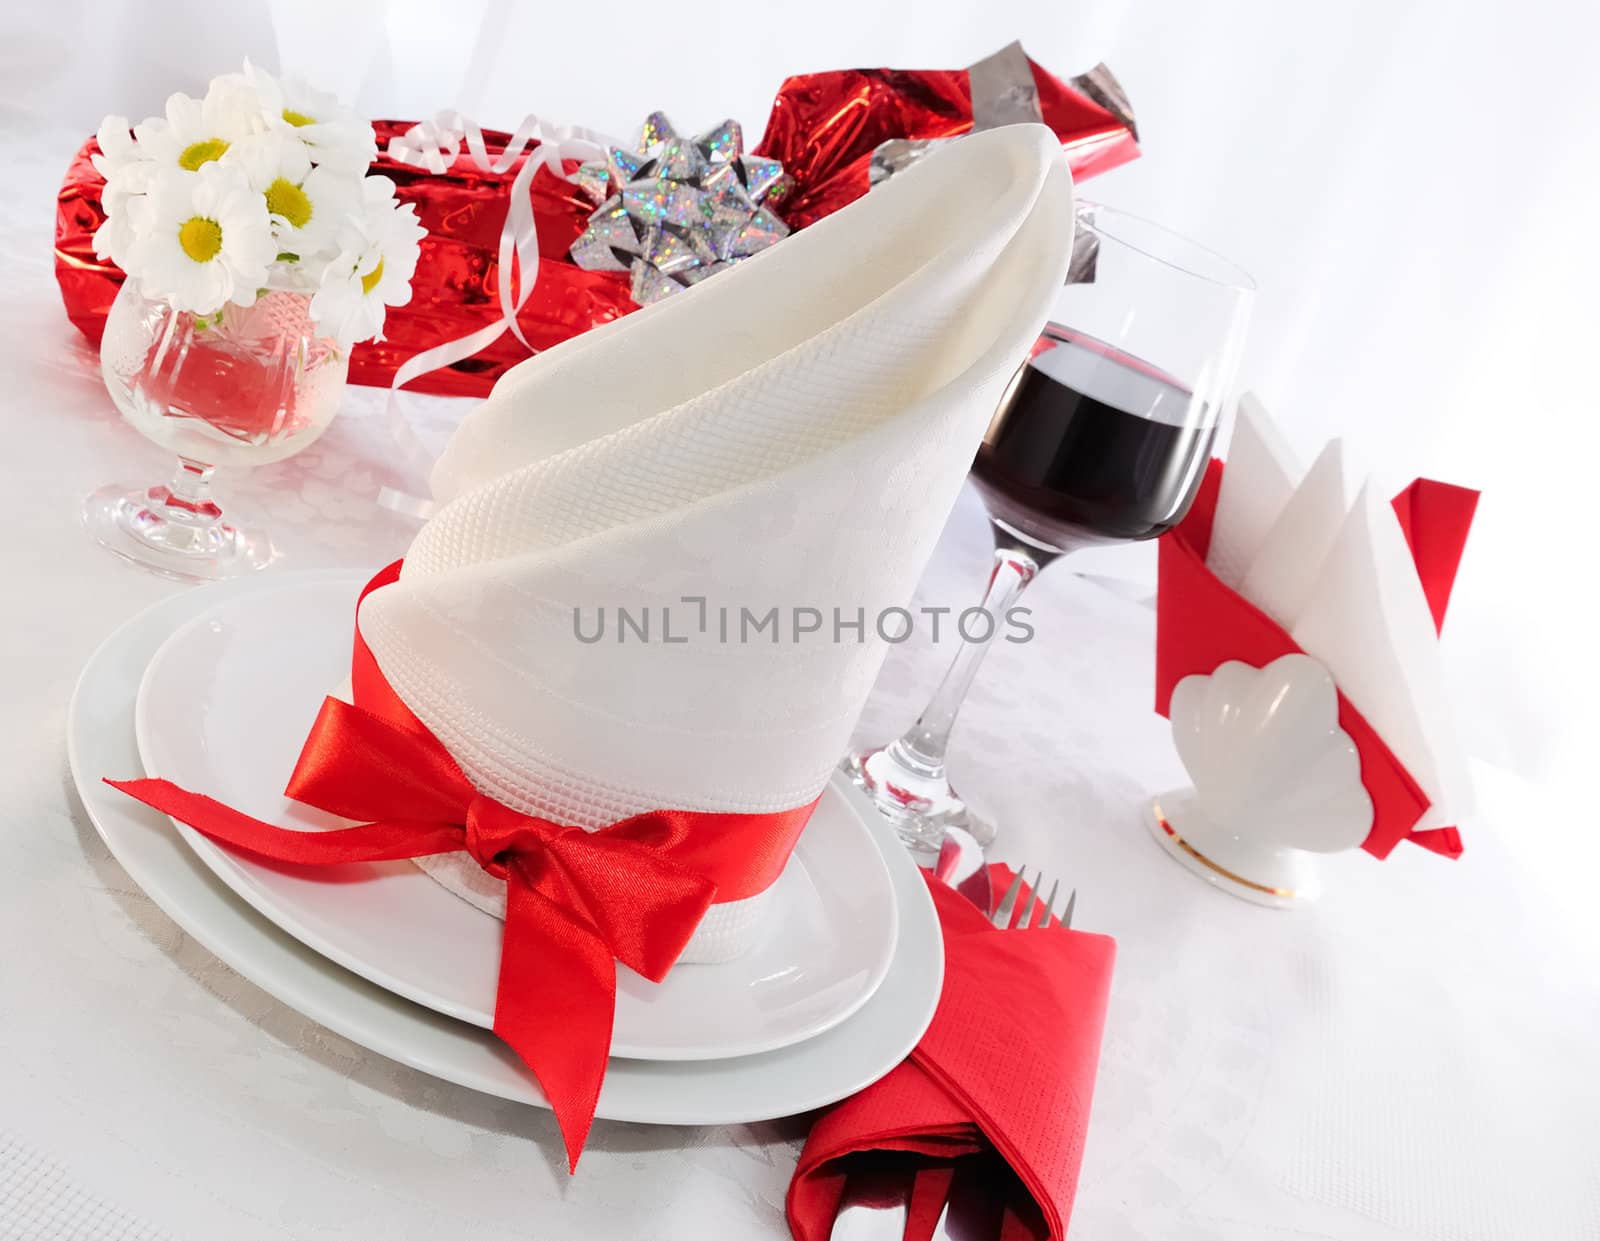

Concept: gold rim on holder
[[1151, 801, 1297, 900]]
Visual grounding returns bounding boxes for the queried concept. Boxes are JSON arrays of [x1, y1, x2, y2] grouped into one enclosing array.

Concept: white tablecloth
[[3, 122, 1597, 1241]]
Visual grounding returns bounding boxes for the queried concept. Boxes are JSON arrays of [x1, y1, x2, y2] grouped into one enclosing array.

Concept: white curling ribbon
[[378, 112, 619, 512]]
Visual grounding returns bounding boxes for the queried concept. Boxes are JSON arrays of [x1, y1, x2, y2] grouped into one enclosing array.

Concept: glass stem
[[883, 532, 1048, 777], [158, 457, 223, 526]]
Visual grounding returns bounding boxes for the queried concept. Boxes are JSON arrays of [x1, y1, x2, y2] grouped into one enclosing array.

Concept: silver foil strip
[[967, 40, 1045, 130], [1068, 201, 1100, 285], [1067, 62, 1139, 144], [867, 137, 945, 187]]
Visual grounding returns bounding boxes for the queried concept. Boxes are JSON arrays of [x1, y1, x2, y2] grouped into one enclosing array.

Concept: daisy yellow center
[[282, 108, 316, 128], [361, 259, 385, 295], [264, 177, 313, 228], [177, 216, 223, 263], [177, 138, 230, 170]]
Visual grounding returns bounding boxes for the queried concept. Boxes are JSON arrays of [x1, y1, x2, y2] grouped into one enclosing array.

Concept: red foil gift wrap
[[56, 121, 638, 398], [55, 141, 118, 347], [345, 122, 638, 395], [57, 49, 1137, 398], [1155, 461, 1478, 861], [754, 52, 1140, 229]]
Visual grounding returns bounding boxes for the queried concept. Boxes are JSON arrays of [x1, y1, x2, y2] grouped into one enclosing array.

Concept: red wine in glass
[[842, 326, 1224, 853], [842, 202, 1253, 854], [972, 325, 1215, 551]]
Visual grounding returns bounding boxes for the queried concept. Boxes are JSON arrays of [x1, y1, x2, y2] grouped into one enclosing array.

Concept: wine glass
[[842, 201, 1255, 854], [84, 276, 348, 581]]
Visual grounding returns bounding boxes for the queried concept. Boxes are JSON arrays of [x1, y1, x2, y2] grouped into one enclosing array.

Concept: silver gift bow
[[568, 113, 792, 304]]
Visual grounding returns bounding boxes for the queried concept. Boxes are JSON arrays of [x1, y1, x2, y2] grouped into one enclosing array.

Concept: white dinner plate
[[69, 573, 943, 1124], [132, 573, 899, 1062]]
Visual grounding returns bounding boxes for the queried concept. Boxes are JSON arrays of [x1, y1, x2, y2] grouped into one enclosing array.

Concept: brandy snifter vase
[[85, 277, 348, 581]]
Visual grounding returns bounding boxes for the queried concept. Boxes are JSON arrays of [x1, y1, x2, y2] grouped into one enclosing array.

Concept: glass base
[[840, 747, 995, 857], [83, 483, 275, 582]]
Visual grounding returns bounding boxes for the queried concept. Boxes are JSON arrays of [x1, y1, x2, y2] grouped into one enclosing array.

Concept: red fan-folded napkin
[[788, 874, 1116, 1241], [1155, 461, 1479, 859], [1391, 478, 1479, 635]]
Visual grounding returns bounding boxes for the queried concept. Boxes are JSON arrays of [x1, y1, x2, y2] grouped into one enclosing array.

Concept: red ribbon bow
[[109, 562, 814, 1169]]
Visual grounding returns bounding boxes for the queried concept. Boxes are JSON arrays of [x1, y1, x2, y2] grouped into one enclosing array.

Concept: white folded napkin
[[1237, 439, 1351, 629], [1206, 393, 1300, 590], [358, 125, 1076, 961], [1292, 484, 1473, 829]]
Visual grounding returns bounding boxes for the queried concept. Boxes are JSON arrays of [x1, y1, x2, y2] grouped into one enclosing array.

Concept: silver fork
[[990, 867, 1075, 929]]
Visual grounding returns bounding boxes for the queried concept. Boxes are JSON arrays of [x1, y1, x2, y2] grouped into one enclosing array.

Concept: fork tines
[[991, 868, 1074, 930]]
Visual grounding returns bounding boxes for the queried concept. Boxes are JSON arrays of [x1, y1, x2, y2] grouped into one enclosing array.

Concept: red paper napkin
[[787, 872, 1116, 1241], [1390, 479, 1479, 635]]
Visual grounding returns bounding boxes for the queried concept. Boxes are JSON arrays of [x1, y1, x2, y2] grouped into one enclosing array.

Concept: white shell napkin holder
[[1149, 654, 1373, 908]]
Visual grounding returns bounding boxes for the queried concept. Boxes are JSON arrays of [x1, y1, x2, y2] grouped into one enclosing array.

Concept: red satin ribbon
[[109, 561, 816, 1169]]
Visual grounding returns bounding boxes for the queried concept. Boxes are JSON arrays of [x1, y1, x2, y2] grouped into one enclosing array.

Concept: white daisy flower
[[245, 62, 377, 172], [310, 178, 426, 345], [90, 114, 147, 184], [131, 164, 277, 315], [134, 87, 267, 175], [202, 65, 275, 134], [92, 176, 155, 269], [232, 131, 356, 263], [91, 115, 157, 268]]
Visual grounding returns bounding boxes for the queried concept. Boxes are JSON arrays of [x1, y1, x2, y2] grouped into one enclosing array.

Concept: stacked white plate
[[67, 571, 945, 1125]]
